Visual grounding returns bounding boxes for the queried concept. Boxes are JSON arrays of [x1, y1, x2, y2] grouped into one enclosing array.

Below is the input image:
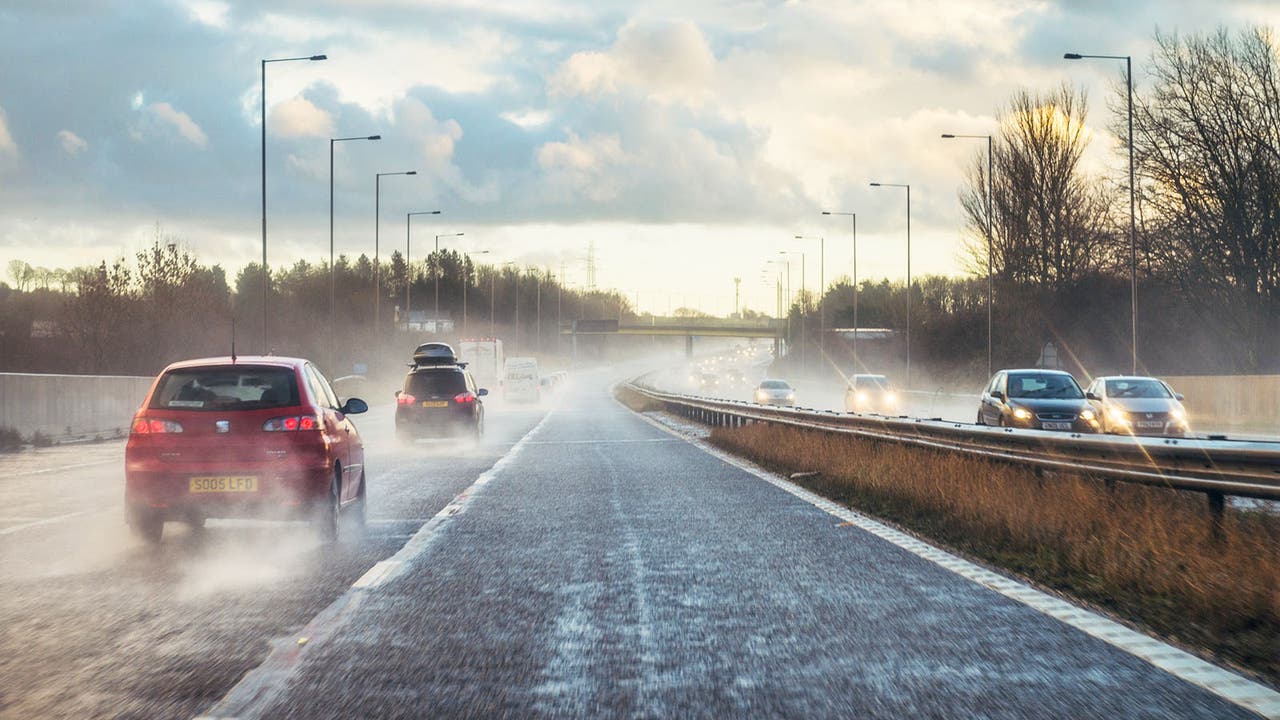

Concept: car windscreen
[[760, 380, 790, 389], [149, 366, 300, 411], [406, 370, 467, 397], [1106, 379, 1172, 399], [1007, 373, 1083, 399], [855, 377, 890, 390]]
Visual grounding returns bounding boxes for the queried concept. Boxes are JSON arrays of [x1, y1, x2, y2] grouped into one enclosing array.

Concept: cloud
[[550, 19, 715, 104], [536, 132, 628, 202], [148, 102, 209, 147], [269, 96, 334, 138], [56, 129, 87, 156], [0, 106, 17, 157]]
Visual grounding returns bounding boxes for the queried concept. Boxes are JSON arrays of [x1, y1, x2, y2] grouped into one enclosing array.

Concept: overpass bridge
[[561, 317, 786, 356]]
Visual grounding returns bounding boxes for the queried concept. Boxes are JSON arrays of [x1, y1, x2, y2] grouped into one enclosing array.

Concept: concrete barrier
[[1163, 375, 1280, 436], [0, 372, 154, 441]]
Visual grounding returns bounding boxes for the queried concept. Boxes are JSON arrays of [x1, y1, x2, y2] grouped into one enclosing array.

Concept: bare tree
[[1132, 27, 1280, 369], [960, 85, 1118, 291]]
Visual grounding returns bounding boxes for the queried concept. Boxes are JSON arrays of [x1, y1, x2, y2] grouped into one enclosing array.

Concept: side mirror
[[394, 390, 402, 398], [1085, 392, 1100, 401], [477, 388, 489, 397], [341, 397, 369, 415], [991, 390, 1005, 402], [1174, 392, 1184, 402]]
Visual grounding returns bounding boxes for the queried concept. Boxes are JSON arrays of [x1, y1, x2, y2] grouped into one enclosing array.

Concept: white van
[[503, 357, 540, 402]]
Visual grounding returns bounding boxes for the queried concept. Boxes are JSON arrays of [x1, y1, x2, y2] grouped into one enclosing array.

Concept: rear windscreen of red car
[[406, 371, 466, 398], [149, 366, 301, 411]]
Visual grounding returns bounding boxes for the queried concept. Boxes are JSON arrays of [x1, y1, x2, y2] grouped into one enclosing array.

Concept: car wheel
[[314, 471, 341, 542], [976, 411, 985, 426], [129, 506, 164, 545], [475, 411, 485, 440], [997, 414, 1007, 428]]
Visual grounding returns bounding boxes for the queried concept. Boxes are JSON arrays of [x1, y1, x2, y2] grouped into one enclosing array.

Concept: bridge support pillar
[[685, 335, 693, 358]]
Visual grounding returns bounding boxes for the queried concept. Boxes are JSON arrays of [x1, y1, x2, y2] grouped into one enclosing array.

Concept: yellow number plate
[[189, 476, 259, 493], [421, 401, 449, 408]]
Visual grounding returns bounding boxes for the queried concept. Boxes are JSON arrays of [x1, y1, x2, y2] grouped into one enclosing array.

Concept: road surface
[[1, 371, 1273, 719]]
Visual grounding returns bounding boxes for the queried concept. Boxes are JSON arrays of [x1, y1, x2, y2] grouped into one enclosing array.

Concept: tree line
[[0, 239, 634, 378], [786, 26, 1280, 384]]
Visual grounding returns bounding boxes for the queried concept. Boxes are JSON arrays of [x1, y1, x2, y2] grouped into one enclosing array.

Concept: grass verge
[[707, 421, 1279, 685], [614, 384, 666, 413]]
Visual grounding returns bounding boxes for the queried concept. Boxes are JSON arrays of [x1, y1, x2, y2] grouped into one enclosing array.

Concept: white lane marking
[[8, 458, 117, 478], [0, 510, 95, 536], [196, 410, 555, 720], [626, 407, 1280, 720]]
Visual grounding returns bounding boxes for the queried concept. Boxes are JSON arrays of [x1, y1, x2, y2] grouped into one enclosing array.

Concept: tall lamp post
[[942, 132, 994, 379], [821, 211, 857, 370], [434, 232, 465, 334], [870, 181, 912, 388], [1065, 51, 1138, 374], [462, 249, 490, 336], [260, 53, 325, 352], [795, 234, 826, 365], [779, 250, 804, 368], [330, 134, 381, 370], [405, 210, 441, 331], [375, 170, 417, 349]]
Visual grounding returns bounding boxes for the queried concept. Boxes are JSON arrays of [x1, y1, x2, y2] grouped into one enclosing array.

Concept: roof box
[[412, 342, 457, 366]]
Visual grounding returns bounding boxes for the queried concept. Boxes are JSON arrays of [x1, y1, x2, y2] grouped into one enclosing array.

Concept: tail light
[[396, 393, 417, 407], [454, 392, 476, 404], [131, 417, 184, 434], [263, 415, 321, 432]]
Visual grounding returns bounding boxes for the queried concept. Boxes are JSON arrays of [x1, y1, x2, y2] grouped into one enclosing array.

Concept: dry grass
[[710, 422, 1280, 684], [613, 384, 666, 413]]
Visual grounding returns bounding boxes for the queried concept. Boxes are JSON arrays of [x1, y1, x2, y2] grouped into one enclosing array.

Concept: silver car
[[754, 379, 795, 406], [1084, 376, 1189, 436]]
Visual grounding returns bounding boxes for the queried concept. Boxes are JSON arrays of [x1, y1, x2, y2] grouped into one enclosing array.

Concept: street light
[[821, 211, 858, 370], [795, 234, 826, 367], [1065, 51, 1139, 374], [329, 134, 381, 370], [405, 210, 442, 330], [941, 133, 994, 379], [375, 170, 417, 348], [870, 181, 912, 388], [462, 249, 489, 336], [779, 250, 804, 367], [434, 232, 465, 334], [260, 53, 325, 352]]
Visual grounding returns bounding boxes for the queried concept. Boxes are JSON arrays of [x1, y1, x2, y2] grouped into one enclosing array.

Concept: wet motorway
[[0, 370, 1272, 719]]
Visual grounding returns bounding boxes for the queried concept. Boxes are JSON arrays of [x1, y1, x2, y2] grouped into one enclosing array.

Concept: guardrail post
[[1207, 490, 1226, 542]]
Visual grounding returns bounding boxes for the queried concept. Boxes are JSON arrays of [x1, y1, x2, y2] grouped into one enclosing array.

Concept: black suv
[[395, 344, 488, 442]]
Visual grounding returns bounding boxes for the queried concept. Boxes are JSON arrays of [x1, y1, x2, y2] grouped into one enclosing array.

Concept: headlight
[[1013, 408, 1031, 420], [884, 392, 897, 405], [1170, 407, 1186, 421], [1080, 409, 1096, 421], [856, 391, 868, 403], [1107, 408, 1130, 425], [755, 391, 767, 401], [785, 392, 796, 400]]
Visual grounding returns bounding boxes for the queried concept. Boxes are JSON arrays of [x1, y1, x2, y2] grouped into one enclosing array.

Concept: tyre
[[313, 471, 341, 542], [128, 506, 164, 545], [997, 414, 1007, 428], [976, 411, 985, 425]]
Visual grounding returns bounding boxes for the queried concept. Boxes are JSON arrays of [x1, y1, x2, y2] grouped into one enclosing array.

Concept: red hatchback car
[[125, 356, 369, 543]]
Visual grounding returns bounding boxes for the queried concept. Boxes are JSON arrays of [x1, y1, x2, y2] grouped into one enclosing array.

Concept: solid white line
[[626, 407, 1280, 720], [524, 438, 679, 445], [196, 410, 554, 720], [0, 510, 94, 536], [8, 458, 117, 478]]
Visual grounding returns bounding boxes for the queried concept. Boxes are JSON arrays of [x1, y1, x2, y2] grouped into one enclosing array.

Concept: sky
[[1, 0, 1276, 316]]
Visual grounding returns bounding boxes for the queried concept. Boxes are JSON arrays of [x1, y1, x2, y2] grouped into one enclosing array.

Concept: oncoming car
[[1085, 376, 1189, 436], [754, 379, 796, 406], [977, 369, 1099, 432], [124, 356, 369, 544], [844, 374, 898, 413]]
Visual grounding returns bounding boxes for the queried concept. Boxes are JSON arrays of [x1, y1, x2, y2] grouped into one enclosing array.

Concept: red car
[[124, 356, 369, 543]]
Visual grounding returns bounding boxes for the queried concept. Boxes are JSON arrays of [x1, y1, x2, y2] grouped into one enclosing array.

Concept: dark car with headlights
[[395, 346, 487, 442], [977, 369, 1099, 432], [1084, 376, 1189, 436]]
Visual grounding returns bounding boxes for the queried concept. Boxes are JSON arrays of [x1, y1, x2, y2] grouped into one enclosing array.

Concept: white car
[[754, 379, 795, 406], [1084, 376, 1189, 436]]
